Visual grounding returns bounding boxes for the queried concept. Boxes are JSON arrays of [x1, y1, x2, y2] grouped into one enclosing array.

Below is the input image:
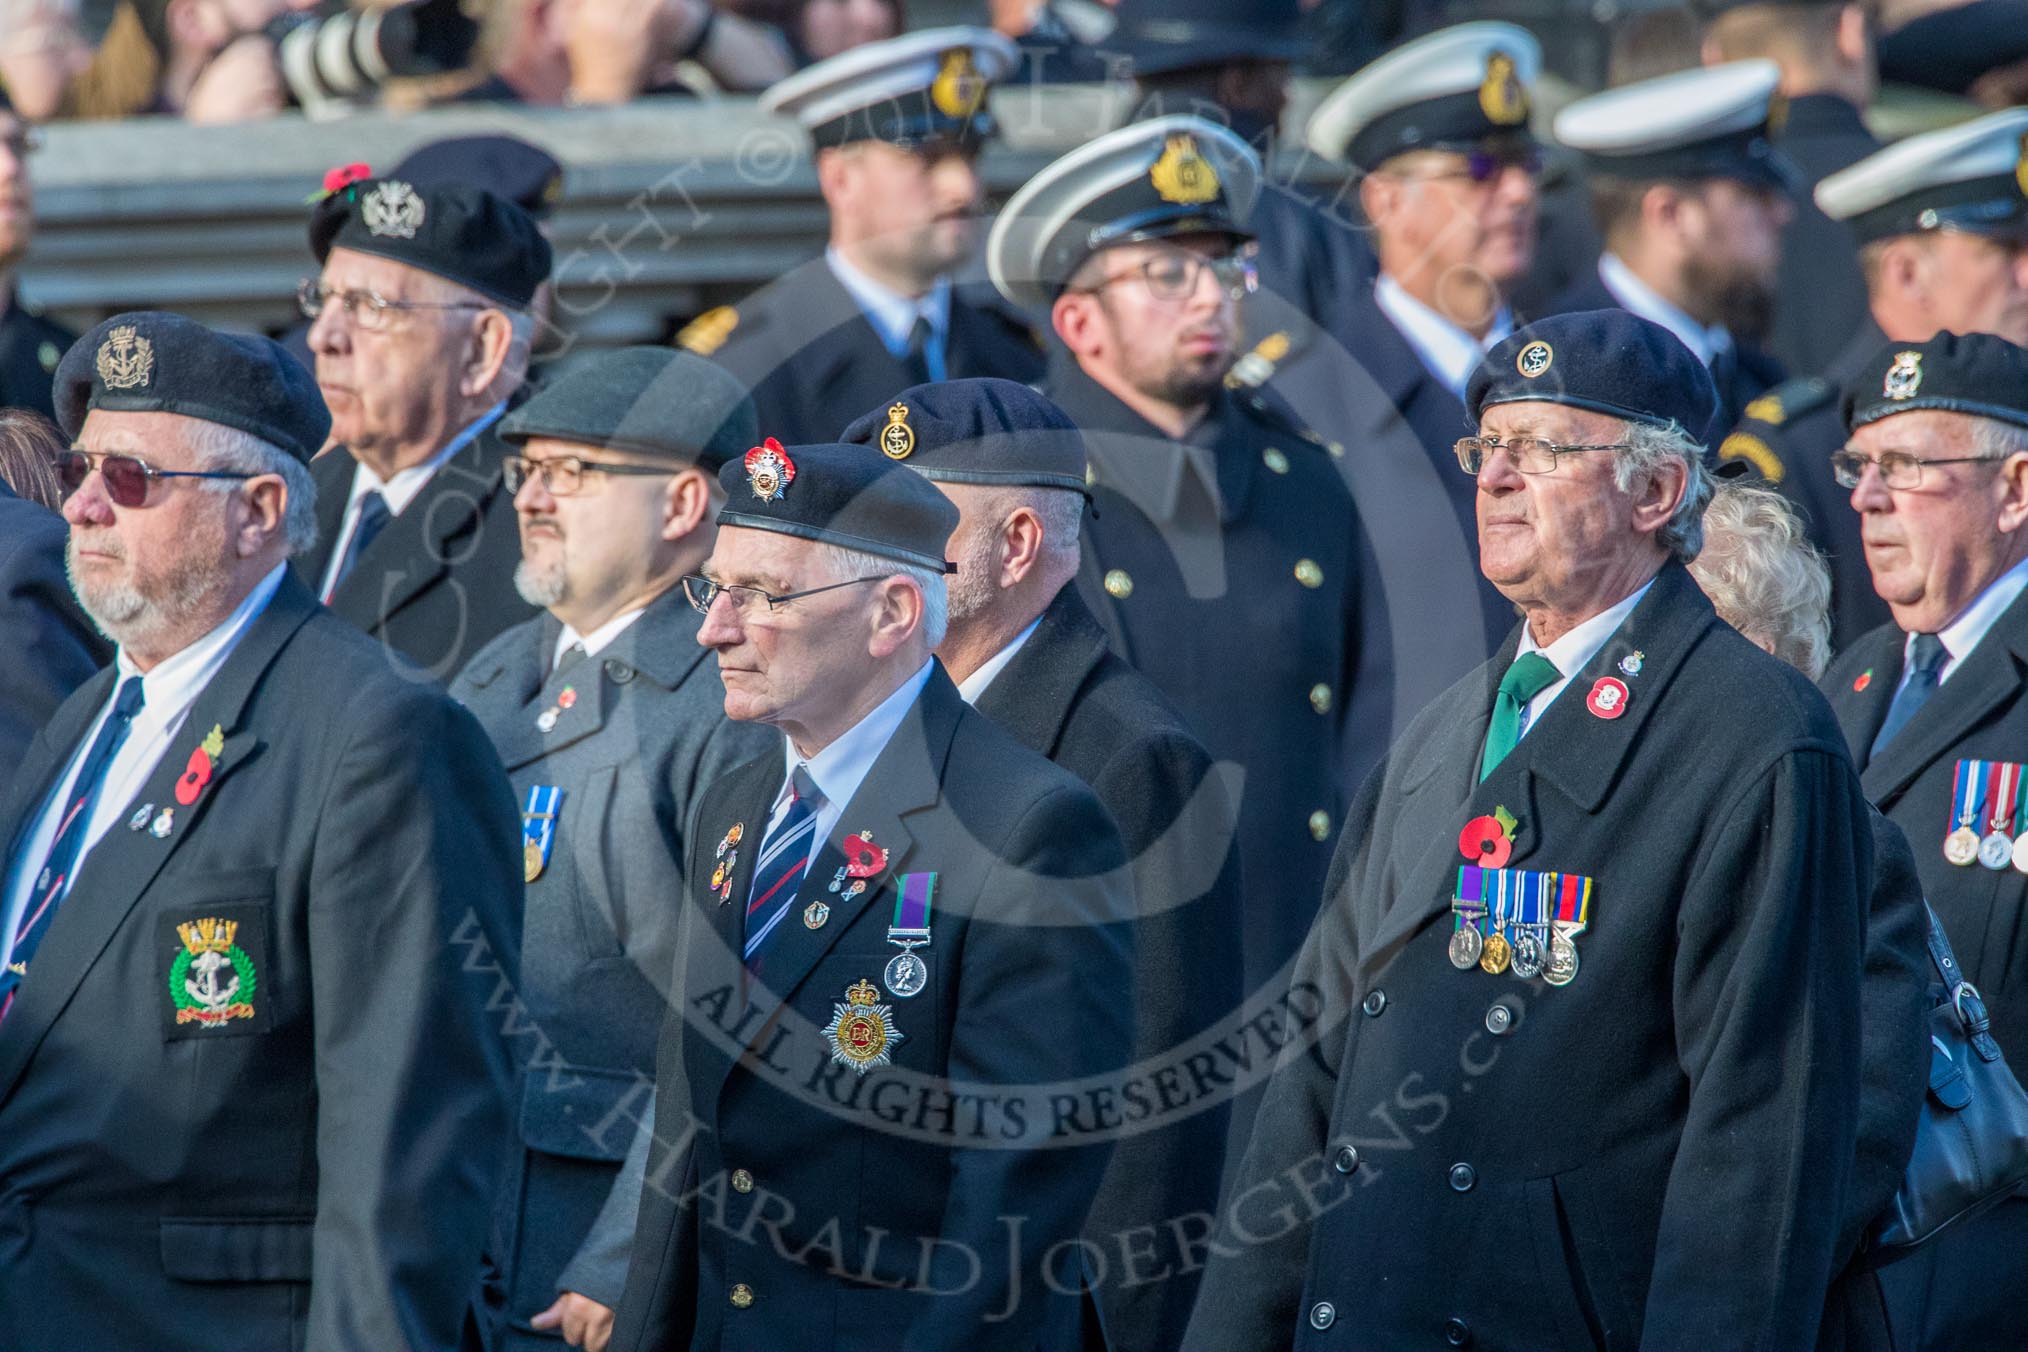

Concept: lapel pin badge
[[1586, 677, 1628, 720]]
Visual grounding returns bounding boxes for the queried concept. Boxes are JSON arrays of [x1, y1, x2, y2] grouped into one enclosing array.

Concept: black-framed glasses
[[297, 280, 490, 331], [504, 455, 676, 496], [1454, 436, 1631, 475], [682, 574, 887, 616], [1076, 246, 1260, 303], [55, 449, 256, 508], [1831, 448, 2006, 490]]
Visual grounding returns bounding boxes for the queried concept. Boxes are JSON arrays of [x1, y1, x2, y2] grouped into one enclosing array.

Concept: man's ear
[[660, 468, 713, 542], [1629, 455, 1689, 539], [866, 575, 926, 658], [235, 474, 289, 558], [1995, 451, 2028, 536], [459, 310, 517, 398]]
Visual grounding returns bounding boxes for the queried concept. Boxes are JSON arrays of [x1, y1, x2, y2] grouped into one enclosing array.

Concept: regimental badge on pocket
[[161, 905, 272, 1039]]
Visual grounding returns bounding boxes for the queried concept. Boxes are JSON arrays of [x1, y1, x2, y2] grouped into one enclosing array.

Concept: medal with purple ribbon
[[883, 872, 935, 998], [1450, 867, 1488, 969]]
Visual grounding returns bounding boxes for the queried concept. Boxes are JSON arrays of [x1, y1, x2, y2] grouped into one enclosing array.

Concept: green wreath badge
[[170, 917, 257, 1026]]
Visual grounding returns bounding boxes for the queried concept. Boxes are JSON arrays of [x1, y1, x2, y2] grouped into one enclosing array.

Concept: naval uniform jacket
[[0, 572, 523, 1351], [1182, 563, 1872, 1352], [972, 584, 1244, 1352], [1044, 355, 1368, 998], [607, 666, 1135, 1352], [1720, 316, 1893, 653], [452, 590, 776, 1340], [0, 481, 109, 778], [677, 259, 1045, 446], [1768, 95, 1881, 380], [296, 416, 537, 683]]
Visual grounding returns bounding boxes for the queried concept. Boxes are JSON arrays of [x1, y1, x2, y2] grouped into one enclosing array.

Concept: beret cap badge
[[95, 325, 155, 391], [744, 438, 797, 502], [1150, 134, 1221, 206], [1884, 350, 1924, 400], [930, 47, 987, 119], [1479, 52, 1529, 127], [360, 180, 426, 240], [1516, 340, 1552, 378], [881, 403, 916, 460]]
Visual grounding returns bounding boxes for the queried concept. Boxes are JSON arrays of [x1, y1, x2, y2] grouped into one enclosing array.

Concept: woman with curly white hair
[[1689, 476, 1835, 678]]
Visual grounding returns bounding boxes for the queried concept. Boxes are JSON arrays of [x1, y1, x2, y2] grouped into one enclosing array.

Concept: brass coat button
[[730, 1283, 754, 1309], [1104, 569, 1134, 599], [731, 1169, 754, 1193], [1294, 558, 1323, 588], [1309, 683, 1332, 714]]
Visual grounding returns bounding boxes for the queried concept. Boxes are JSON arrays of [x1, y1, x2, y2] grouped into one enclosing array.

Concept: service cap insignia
[[95, 324, 155, 391], [1150, 134, 1221, 206]]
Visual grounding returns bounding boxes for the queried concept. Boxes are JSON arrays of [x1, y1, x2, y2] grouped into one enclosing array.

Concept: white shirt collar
[[1374, 273, 1513, 401], [116, 563, 288, 740], [1597, 254, 1733, 369], [1512, 577, 1655, 737], [825, 247, 951, 358], [345, 401, 506, 516], [776, 660, 935, 824], [555, 606, 648, 669], [1925, 553, 2028, 684], [955, 616, 1043, 704]]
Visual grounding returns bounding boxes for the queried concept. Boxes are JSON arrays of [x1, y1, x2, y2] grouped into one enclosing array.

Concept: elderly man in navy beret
[[295, 176, 553, 679], [0, 312, 523, 1349], [607, 441, 1135, 1352], [1821, 330, 2028, 1352], [1184, 310, 1877, 1352]]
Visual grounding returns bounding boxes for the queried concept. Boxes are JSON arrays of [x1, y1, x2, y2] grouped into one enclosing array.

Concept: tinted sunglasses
[[56, 449, 256, 509]]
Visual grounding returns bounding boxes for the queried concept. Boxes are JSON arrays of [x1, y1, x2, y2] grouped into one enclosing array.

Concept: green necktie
[[1479, 651, 1563, 782]]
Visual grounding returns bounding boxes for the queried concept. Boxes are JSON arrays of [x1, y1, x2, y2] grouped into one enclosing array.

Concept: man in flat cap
[[452, 349, 776, 1350], [1549, 60, 1797, 430], [0, 312, 522, 1348], [0, 87, 74, 423], [295, 175, 552, 679], [1820, 331, 2028, 1351], [607, 442, 1134, 1351], [1722, 107, 2028, 651], [1699, 0, 1882, 379], [1185, 310, 1874, 1352], [1274, 21, 1547, 665], [990, 113, 1370, 1002], [842, 379, 1243, 1352], [675, 28, 1044, 445]]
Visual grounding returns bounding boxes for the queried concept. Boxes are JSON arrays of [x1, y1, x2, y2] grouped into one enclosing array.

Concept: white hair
[[185, 420, 319, 558], [810, 541, 950, 648], [1970, 415, 2028, 462], [1690, 480, 1833, 678], [1615, 419, 1715, 563]]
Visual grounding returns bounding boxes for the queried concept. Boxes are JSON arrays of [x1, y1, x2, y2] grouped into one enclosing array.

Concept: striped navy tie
[[743, 767, 823, 968]]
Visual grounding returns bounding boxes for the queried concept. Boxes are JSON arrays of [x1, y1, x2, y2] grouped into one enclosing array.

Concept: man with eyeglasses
[[1721, 108, 2028, 652], [450, 349, 775, 1351], [0, 311, 522, 1349], [1548, 60, 1797, 433], [605, 441, 1134, 1351], [0, 86, 74, 423], [292, 176, 552, 680], [673, 28, 1044, 446], [1185, 309, 1874, 1352], [1276, 22, 1546, 673], [1820, 331, 2028, 1352], [989, 114, 1368, 1003]]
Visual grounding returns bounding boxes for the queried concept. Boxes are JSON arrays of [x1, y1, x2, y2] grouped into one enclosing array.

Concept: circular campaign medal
[[1982, 760, 2022, 870], [1945, 759, 1985, 867], [884, 948, 928, 998], [1511, 930, 1545, 980], [1946, 828, 1982, 867], [1544, 935, 1580, 987], [1479, 930, 1512, 976], [1981, 832, 2016, 870], [1449, 925, 1484, 970]]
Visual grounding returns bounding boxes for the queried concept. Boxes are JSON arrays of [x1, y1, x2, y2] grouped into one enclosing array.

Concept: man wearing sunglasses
[[0, 311, 522, 1350], [450, 348, 774, 1351], [293, 176, 552, 681], [1721, 107, 2028, 652], [673, 28, 1044, 446], [0, 86, 74, 423], [1820, 331, 2028, 1352], [989, 114, 1368, 1006], [1186, 309, 1874, 1352], [1287, 22, 1548, 675]]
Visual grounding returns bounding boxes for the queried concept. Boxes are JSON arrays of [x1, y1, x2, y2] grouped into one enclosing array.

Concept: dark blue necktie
[[743, 767, 823, 969], [1871, 633, 1949, 760], [326, 489, 391, 600], [0, 676, 147, 1021]]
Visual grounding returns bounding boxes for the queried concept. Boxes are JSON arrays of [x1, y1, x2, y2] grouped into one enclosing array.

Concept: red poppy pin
[[1587, 677, 1629, 720], [174, 725, 226, 806], [1458, 805, 1519, 869], [308, 162, 372, 204], [1854, 669, 1873, 693], [843, 830, 889, 879], [744, 438, 796, 503]]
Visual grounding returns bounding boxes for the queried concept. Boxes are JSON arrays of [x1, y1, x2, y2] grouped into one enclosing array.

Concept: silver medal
[[1544, 935, 1580, 987], [1945, 826, 1981, 866], [1448, 926, 1483, 970], [883, 948, 927, 998], [1981, 831, 2015, 870], [128, 803, 154, 832], [1511, 930, 1545, 980]]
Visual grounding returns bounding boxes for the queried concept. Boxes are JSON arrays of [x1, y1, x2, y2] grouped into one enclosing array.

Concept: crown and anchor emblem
[[170, 917, 257, 1027], [881, 404, 916, 460], [95, 325, 155, 391], [1479, 52, 1529, 126], [1150, 134, 1221, 206], [930, 48, 987, 119]]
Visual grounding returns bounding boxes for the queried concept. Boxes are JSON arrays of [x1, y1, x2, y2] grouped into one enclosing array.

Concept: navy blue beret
[[838, 378, 1089, 496], [311, 178, 551, 309], [716, 441, 959, 574], [391, 136, 563, 218], [1842, 331, 2028, 434], [1468, 310, 1720, 441], [501, 348, 757, 473], [56, 311, 331, 464]]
